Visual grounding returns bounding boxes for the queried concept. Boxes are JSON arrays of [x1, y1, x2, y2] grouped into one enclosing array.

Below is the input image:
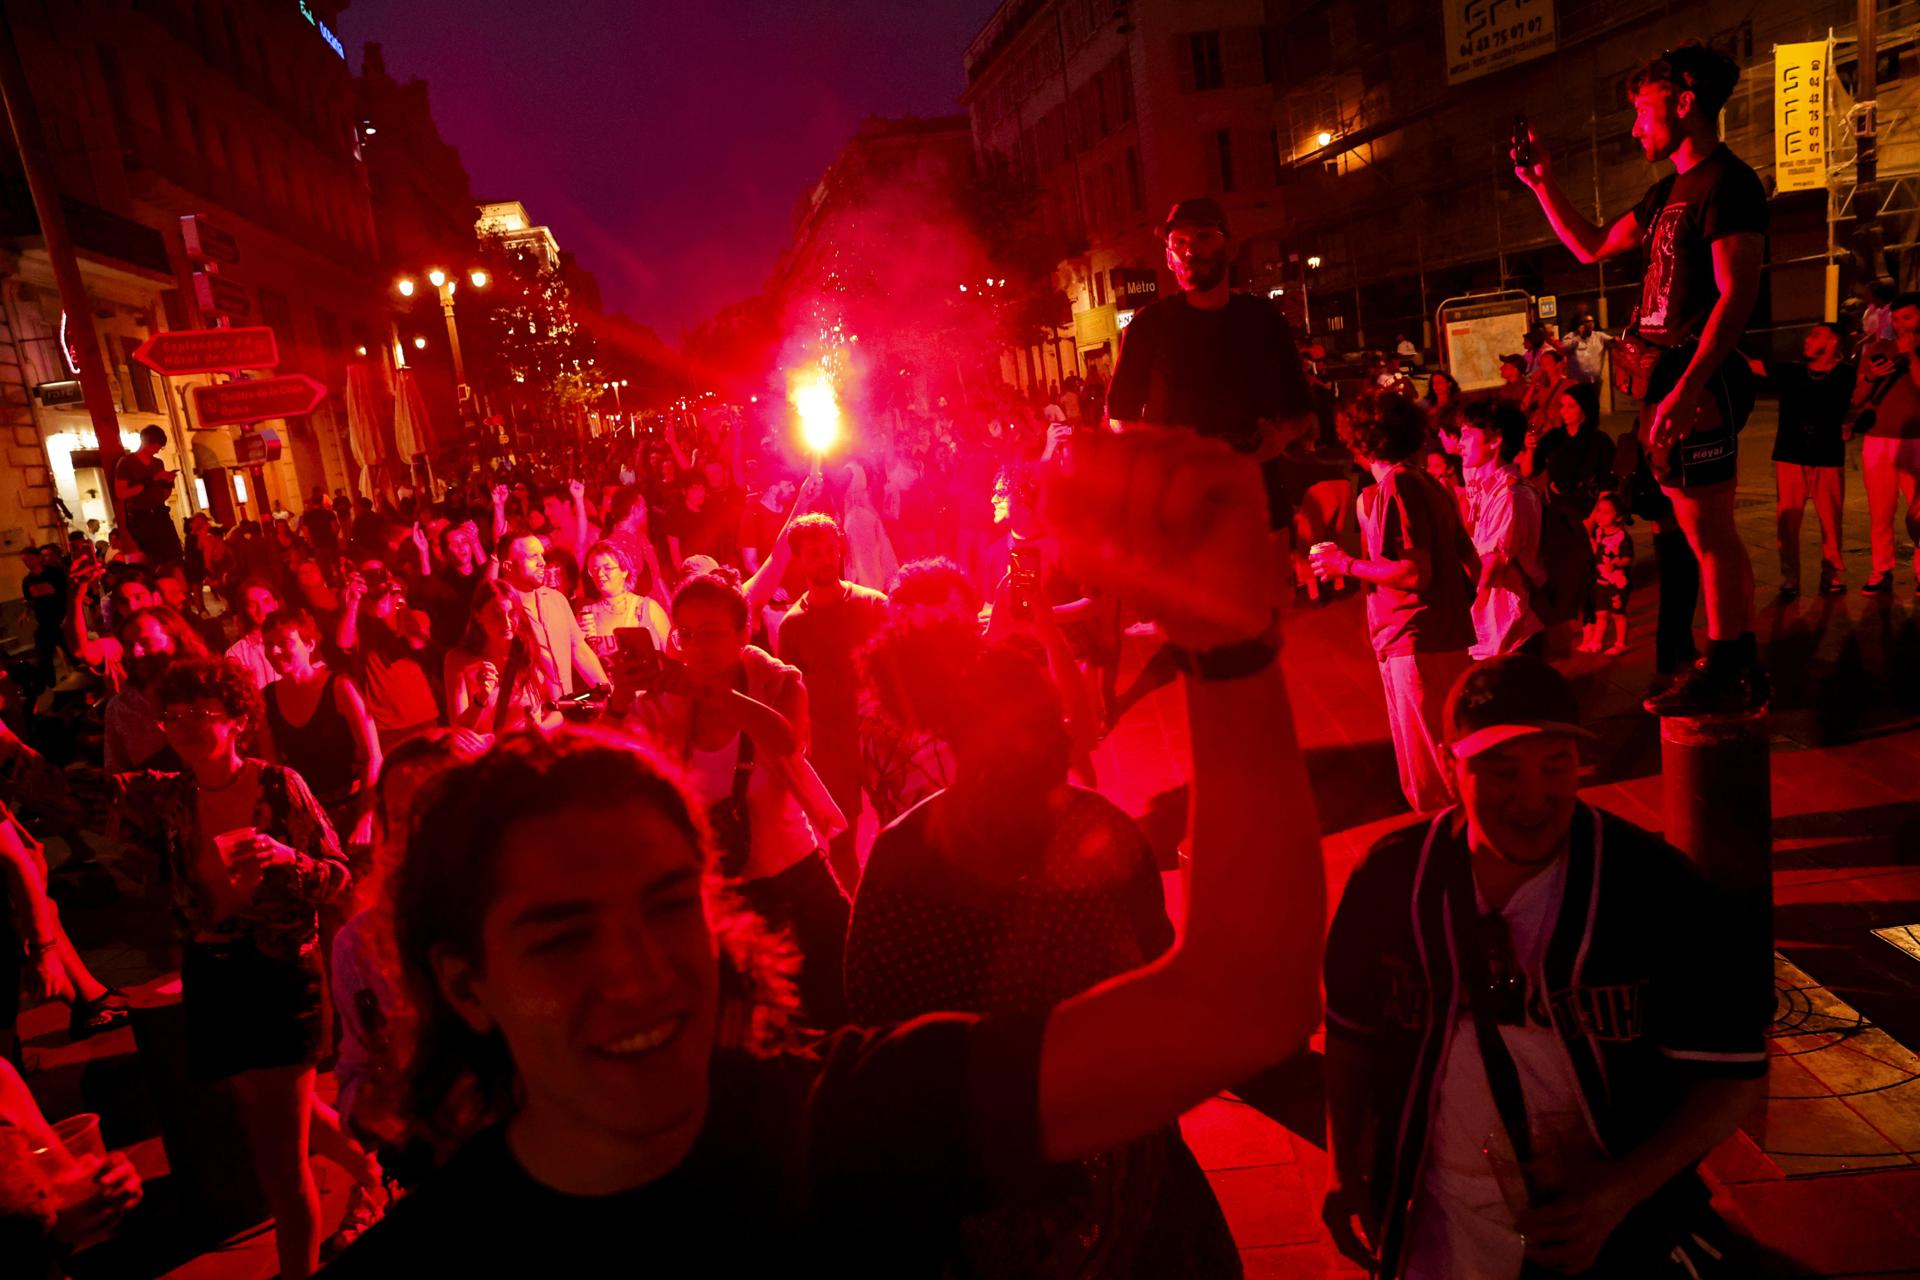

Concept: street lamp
[[1316, 130, 1333, 148], [1300, 254, 1323, 332], [395, 267, 487, 409], [413, 336, 427, 350], [396, 277, 416, 297], [427, 268, 447, 288], [469, 269, 488, 289]]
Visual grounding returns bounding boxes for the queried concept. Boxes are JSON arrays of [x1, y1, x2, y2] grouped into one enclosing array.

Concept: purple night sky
[[345, 0, 991, 340]]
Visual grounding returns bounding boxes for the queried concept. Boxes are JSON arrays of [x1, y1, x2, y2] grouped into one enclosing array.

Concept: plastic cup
[[212, 827, 257, 868], [53, 1113, 105, 1164]]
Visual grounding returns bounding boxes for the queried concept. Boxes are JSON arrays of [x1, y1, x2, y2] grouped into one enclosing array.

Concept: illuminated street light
[[427, 268, 448, 288], [470, 269, 489, 288], [396, 277, 416, 297], [413, 336, 427, 350], [1316, 130, 1333, 148], [1307, 255, 1323, 270], [355, 344, 368, 356]]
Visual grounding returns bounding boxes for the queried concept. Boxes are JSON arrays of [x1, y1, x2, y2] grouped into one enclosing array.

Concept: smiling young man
[[1515, 41, 1766, 716], [1320, 657, 1769, 1280]]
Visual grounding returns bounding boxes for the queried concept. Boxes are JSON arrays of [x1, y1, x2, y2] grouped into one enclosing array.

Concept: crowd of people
[[0, 36, 1819, 1280]]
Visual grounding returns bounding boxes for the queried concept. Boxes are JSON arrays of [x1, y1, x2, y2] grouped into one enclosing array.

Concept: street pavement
[[16, 397, 1920, 1276]]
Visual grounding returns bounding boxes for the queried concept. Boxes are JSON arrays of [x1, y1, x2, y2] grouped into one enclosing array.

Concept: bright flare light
[[427, 268, 448, 288], [789, 371, 842, 458], [470, 269, 489, 288], [396, 277, 416, 297], [1316, 130, 1333, 147]]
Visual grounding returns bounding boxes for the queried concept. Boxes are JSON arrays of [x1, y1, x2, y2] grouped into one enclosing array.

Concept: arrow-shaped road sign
[[192, 374, 327, 427], [132, 326, 279, 376]]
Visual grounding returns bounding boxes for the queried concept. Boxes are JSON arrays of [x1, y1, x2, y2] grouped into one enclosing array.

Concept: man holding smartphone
[[1514, 41, 1765, 717], [113, 426, 183, 566]]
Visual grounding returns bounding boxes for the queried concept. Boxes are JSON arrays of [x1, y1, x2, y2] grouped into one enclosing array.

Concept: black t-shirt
[[1105, 293, 1313, 450], [20, 565, 67, 623], [322, 1013, 1050, 1275], [1629, 144, 1768, 346], [1766, 361, 1856, 466], [1533, 424, 1616, 512], [115, 452, 170, 511]]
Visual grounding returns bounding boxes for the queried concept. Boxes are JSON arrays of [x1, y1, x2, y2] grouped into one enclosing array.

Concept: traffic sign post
[[133, 326, 278, 376], [192, 374, 326, 427], [181, 214, 240, 267], [192, 270, 252, 322]]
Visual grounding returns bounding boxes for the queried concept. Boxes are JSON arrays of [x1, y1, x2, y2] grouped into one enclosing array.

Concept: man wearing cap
[[1105, 197, 1316, 527], [1320, 656, 1769, 1280]]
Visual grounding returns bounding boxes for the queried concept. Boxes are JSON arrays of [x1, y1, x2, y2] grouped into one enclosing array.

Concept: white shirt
[[1564, 330, 1611, 384], [1405, 855, 1594, 1280], [1463, 463, 1543, 661], [225, 630, 276, 691]]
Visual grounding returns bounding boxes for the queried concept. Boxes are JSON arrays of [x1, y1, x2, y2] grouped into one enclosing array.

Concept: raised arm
[[1513, 129, 1642, 264], [1035, 429, 1324, 1163], [742, 471, 826, 615]]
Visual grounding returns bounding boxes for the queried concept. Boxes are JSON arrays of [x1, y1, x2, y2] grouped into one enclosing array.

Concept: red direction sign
[[192, 374, 326, 426], [132, 326, 279, 376], [192, 270, 251, 321], [181, 214, 241, 267]]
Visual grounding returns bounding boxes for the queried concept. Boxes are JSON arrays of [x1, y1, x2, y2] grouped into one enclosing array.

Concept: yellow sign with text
[[1775, 42, 1829, 193]]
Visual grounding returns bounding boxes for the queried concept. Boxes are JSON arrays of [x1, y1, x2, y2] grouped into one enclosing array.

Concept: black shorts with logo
[[1642, 346, 1756, 490]]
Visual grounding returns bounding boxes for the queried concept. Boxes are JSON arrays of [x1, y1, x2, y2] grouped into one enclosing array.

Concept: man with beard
[[774, 514, 888, 891], [1515, 41, 1765, 716], [495, 533, 607, 699], [1106, 198, 1316, 528]]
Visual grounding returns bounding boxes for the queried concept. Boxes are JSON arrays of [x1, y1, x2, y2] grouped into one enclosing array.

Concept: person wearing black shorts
[[1514, 42, 1766, 716]]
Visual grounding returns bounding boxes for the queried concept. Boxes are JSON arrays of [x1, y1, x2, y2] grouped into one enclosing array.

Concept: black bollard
[[1659, 709, 1775, 1140]]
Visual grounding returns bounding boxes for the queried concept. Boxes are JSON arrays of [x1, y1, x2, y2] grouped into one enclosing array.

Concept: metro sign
[[192, 374, 326, 426], [133, 326, 279, 376], [192, 271, 252, 321]]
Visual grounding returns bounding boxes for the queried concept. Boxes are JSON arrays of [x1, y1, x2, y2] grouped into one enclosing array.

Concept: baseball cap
[[1444, 655, 1595, 760], [1155, 197, 1229, 240]]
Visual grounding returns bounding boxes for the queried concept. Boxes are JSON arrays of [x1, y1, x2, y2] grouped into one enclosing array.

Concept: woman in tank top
[[261, 609, 381, 871]]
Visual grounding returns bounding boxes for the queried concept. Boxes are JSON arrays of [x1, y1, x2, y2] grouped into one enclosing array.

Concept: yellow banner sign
[[1776, 41, 1829, 193], [1444, 0, 1556, 86]]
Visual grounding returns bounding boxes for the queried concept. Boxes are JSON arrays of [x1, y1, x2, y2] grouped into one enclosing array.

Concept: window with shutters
[[120, 336, 160, 413], [1211, 128, 1236, 192], [1191, 32, 1224, 91], [96, 46, 131, 140]]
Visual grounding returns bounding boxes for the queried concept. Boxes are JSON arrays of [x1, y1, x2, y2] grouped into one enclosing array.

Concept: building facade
[[963, 0, 1290, 385], [1, 0, 389, 602], [963, 0, 1882, 373], [356, 39, 481, 444]]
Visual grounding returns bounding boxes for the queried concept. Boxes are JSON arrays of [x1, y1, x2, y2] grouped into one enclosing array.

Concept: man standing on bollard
[[113, 425, 183, 566], [1514, 41, 1766, 717]]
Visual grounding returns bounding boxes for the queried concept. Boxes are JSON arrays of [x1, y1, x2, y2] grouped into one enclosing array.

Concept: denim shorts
[[1642, 346, 1756, 490]]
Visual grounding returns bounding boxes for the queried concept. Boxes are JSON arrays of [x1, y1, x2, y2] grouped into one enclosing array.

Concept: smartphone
[[615, 626, 663, 690], [1511, 114, 1533, 168]]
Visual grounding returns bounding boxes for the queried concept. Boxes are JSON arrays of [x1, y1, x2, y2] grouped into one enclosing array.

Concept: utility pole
[[0, 7, 127, 523], [1855, 0, 1886, 284]]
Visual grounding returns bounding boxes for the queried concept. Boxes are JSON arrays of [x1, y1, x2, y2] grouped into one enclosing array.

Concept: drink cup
[[53, 1114, 105, 1165], [212, 827, 257, 872], [1309, 541, 1340, 580]]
